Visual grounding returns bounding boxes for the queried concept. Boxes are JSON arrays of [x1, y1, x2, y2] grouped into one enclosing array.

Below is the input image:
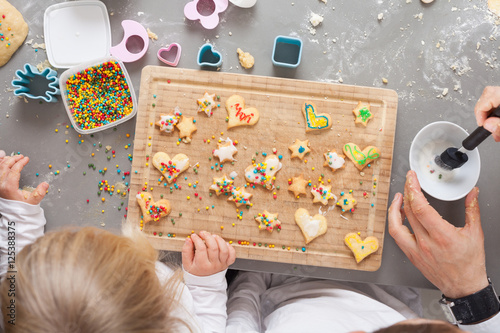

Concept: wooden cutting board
[[127, 66, 398, 271]]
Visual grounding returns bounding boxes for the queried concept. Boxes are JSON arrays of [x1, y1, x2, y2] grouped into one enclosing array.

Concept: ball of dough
[[0, 0, 29, 67]]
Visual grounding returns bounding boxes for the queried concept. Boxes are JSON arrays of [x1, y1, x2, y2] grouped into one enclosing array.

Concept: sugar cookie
[[323, 150, 345, 172], [155, 107, 182, 134], [152, 152, 190, 184], [302, 101, 332, 132], [352, 101, 373, 126], [311, 185, 337, 205], [344, 233, 379, 263], [294, 208, 328, 244], [209, 174, 234, 196], [255, 210, 281, 233], [136, 192, 171, 223], [288, 174, 309, 198], [0, 0, 29, 67], [227, 186, 252, 207], [343, 143, 381, 170], [176, 115, 197, 142], [213, 137, 238, 163], [288, 139, 311, 160], [197, 92, 219, 117], [244, 155, 282, 190], [336, 190, 357, 213], [225, 95, 260, 129]]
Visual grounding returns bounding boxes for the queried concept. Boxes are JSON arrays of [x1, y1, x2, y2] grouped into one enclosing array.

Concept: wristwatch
[[439, 278, 500, 325]]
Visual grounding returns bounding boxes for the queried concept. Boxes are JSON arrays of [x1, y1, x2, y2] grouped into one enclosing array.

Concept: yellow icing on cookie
[[344, 233, 379, 263]]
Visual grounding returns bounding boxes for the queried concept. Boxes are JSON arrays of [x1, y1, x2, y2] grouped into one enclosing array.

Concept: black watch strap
[[441, 282, 500, 325]]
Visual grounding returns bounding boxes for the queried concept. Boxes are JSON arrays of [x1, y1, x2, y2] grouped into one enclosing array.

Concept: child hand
[[182, 231, 236, 277], [0, 153, 49, 205]]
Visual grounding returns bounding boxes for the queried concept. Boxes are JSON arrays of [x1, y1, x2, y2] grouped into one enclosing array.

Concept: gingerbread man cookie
[[152, 152, 190, 184], [136, 192, 171, 223], [288, 139, 311, 160], [302, 101, 332, 132], [209, 174, 234, 196], [227, 186, 252, 207], [294, 208, 328, 244], [255, 211, 281, 233], [343, 143, 381, 171], [197, 92, 219, 117], [155, 107, 182, 134], [344, 233, 379, 263], [311, 185, 337, 205], [176, 115, 197, 142], [245, 155, 282, 190], [352, 101, 373, 127], [213, 137, 238, 163], [323, 150, 345, 172], [225, 95, 260, 129], [336, 190, 357, 213], [288, 174, 309, 198]]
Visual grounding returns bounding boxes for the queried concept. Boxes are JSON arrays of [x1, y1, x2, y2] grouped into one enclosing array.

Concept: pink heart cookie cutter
[[184, 0, 229, 30], [157, 43, 182, 67], [110, 20, 149, 63]]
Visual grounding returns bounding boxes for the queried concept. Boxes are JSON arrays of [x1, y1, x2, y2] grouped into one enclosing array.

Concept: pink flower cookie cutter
[[157, 43, 182, 67], [184, 0, 229, 30], [110, 20, 149, 62]]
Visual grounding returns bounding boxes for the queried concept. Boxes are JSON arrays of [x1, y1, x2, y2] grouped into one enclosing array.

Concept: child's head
[[1, 226, 189, 332]]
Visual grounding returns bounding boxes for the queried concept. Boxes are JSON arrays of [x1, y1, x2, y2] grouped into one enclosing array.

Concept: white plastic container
[[59, 56, 137, 135]]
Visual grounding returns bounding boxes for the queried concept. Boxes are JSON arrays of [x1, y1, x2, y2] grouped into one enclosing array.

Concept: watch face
[[439, 300, 458, 325]]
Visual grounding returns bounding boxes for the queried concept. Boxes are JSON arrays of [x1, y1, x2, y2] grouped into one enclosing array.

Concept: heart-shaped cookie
[[302, 101, 332, 132], [157, 43, 182, 67], [136, 192, 171, 223], [152, 152, 190, 183], [244, 155, 282, 190], [343, 143, 381, 170], [225, 95, 260, 129], [294, 208, 328, 244], [344, 233, 379, 263]]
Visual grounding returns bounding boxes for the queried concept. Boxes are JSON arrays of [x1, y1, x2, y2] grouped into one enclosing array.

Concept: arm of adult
[[0, 152, 48, 279], [474, 86, 500, 142], [182, 231, 236, 333]]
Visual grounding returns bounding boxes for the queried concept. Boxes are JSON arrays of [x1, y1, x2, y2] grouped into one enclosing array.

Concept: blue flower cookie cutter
[[11, 63, 60, 103]]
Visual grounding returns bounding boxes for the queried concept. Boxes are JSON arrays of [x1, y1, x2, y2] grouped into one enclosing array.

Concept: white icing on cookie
[[244, 155, 282, 189], [213, 137, 238, 163], [229, 171, 238, 179], [297, 212, 321, 237], [197, 92, 218, 117], [325, 152, 345, 170]]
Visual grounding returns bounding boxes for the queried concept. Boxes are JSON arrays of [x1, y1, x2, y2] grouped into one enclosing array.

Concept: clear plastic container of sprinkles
[[60, 56, 137, 134]]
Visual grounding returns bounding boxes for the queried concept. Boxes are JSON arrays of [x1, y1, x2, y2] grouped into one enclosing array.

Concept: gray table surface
[[1, 0, 499, 289]]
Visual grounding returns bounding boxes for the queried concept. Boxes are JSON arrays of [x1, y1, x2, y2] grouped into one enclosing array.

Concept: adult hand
[[474, 86, 500, 142], [0, 153, 49, 205], [388, 170, 488, 299], [182, 231, 236, 276]]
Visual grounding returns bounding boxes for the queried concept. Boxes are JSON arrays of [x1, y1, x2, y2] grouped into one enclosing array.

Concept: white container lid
[[44, 1, 111, 68]]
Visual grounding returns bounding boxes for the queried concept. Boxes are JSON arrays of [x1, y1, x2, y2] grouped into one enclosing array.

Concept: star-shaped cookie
[[323, 150, 345, 172], [288, 139, 311, 160], [352, 101, 373, 126], [288, 174, 309, 198], [155, 113, 180, 134], [311, 185, 337, 205], [255, 210, 281, 233], [197, 92, 218, 117], [227, 186, 252, 207], [209, 174, 234, 196], [175, 115, 197, 142], [213, 137, 238, 163], [336, 191, 357, 213]]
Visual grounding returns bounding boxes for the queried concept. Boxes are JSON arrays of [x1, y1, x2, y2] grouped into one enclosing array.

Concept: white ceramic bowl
[[409, 121, 480, 201]]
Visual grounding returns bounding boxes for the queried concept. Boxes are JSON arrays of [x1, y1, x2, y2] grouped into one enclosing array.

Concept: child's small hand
[[182, 231, 236, 276], [0, 153, 49, 205]]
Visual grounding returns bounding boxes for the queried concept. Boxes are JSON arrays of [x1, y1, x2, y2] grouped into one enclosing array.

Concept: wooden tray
[[127, 67, 398, 271]]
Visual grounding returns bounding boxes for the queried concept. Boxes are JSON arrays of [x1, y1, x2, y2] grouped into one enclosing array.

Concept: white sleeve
[[183, 268, 228, 333], [225, 271, 272, 333], [0, 198, 46, 279], [458, 312, 500, 333]]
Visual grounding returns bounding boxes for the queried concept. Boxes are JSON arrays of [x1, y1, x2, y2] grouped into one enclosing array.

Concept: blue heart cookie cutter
[[197, 43, 222, 68], [12, 63, 60, 103]]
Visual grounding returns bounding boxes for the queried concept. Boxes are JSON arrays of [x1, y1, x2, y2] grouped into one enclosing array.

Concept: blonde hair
[[1, 225, 190, 333]]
